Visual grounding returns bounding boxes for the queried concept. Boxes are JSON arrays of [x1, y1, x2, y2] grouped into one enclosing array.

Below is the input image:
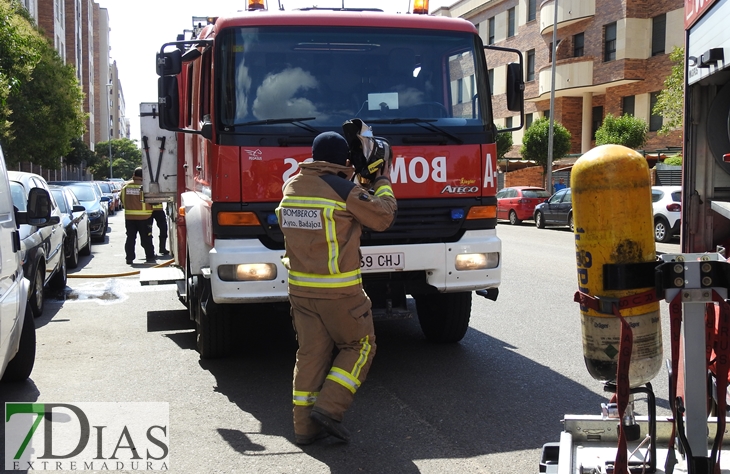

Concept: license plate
[[360, 252, 405, 272]]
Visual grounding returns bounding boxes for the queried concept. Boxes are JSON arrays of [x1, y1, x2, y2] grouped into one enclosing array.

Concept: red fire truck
[[142, 0, 524, 358]]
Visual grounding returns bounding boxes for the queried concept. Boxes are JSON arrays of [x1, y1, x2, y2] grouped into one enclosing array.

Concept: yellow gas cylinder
[[572, 144, 662, 387]]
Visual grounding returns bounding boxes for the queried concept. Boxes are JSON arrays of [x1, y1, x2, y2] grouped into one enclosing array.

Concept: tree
[[0, 0, 42, 142], [520, 117, 572, 170], [496, 128, 513, 160], [2, 1, 86, 168], [594, 113, 648, 149], [663, 155, 682, 166], [64, 137, 95, 167], [653, 46, 684, 135], [92, 138, 142, 180]]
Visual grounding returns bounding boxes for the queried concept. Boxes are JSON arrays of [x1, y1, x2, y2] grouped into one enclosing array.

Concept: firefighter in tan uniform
[[277, 131, 396, 445], [121, 167, 155, 264]]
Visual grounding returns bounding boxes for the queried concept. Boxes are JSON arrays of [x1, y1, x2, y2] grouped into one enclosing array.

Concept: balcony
[[540, 0, 595, 35], [536, 58, 593, 99]]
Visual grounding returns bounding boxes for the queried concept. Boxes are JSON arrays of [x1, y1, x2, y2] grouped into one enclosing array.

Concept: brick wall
[[504, 165, 545, 188]]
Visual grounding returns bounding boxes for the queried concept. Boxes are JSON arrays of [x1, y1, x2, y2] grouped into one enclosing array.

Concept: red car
[[496, 186, 552, 225]]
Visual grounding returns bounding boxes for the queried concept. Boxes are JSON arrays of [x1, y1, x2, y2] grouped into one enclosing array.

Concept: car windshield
[[68, 185, 97, 202], [523, 189, 550, 198], [9, 182, 26, 211], [50, 190, 68, 213], [98, 182, 111, 193], [217, 26, 489, 130]]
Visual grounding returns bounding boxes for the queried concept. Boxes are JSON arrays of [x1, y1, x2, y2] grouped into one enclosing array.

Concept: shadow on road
[[147, 303, 610, 472]]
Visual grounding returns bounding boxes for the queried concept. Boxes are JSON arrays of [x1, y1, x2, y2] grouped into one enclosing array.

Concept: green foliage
[[663, 155, 682, 166], [64, 137, 95, 166], [0, 0, 86, 167], [520, 117, 572, 169], [91, 138, 142, 180], [0, 0, 42, 142], [496, 128, 513, 160], [653, 46, 684, 136], [594, 113, 648, 149]]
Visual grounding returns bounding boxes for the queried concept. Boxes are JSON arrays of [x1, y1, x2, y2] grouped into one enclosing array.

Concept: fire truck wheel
[[195, 279, 232, 359], [415, 292, 472, 343]]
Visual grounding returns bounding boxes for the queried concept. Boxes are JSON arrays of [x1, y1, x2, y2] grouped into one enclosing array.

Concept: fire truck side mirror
[[505, 62, 524, 112], [156, 51, 182, 77], [158, 76, 180, 131]]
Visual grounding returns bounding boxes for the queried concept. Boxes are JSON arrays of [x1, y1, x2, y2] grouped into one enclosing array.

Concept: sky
[[96, 0, 452, 143]]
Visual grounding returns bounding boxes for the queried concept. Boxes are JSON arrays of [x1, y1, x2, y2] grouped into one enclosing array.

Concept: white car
[[651, 186, 681, 242], [0, 145, 58, 381]]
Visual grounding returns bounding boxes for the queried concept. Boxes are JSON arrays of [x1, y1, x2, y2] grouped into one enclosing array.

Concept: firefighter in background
[[151, 204, 169, 255], [277, 131, 397, 445], [121, 167, 155, 265]]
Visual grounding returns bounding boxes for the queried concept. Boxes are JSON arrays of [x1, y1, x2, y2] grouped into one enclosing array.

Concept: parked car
[[49, 181, 109, 241], [96, 180, 119, 214], [534, 187, 573, 231], [8, 171, 66, 318], [652, 185, 682, 242], [0, 147, 57, 381], [50, 185, 91, 268], [496, 186, 551, 225]]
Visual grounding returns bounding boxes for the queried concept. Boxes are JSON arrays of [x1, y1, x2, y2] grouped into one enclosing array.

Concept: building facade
[[434, 0, 684, 155]]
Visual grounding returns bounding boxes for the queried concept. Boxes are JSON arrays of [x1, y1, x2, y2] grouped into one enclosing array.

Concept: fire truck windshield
[[216, 26, 491, 135]]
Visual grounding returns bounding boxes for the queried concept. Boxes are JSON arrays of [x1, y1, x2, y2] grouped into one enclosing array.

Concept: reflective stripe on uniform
[[375, 185, 394, 198], [288, 269, 362, 289], [325, 336, 372, 394], [125, 209, 152, 216], [279, 196, 346, 275], [292, 390, 319, 406]]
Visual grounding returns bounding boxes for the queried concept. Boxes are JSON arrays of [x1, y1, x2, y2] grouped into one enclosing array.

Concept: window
[[528, 0, 536, 22], [548, 42, 553, 63], [622, 96, 635, 116], [488, 17, 495, 45], [650, 92, 663, 131], [508, 8, 516, 38], [525, 113, 533, 129], [544, 109, 550, 119], [652, 14, 666, 56], [506, 116, 513, 128], [574, 33, 584, 58], [604, 23, 617, 62], [526, 49, 535, 81], [488, 68, 494, 91], [457, 78, 464, 104], [592, 106, 603, 139]]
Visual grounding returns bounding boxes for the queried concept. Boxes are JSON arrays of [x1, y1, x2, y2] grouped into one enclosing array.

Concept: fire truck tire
[[415, 292, 472, 343], [195, 279, 232, 359], [1, 305, 35, 382]]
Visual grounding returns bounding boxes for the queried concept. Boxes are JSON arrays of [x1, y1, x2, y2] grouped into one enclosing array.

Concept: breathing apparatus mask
[[342, 119, 392, 184]]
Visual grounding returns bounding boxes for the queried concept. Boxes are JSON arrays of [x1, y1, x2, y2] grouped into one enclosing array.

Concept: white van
[[0, 145, 58, 381]]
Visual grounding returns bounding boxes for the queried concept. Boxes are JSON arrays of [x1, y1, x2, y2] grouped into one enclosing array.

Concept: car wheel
[[80, 223, 91, 256], [1, 304, 36, 382], [29, 262, 45, 318], [68, 234, 79, 269], [509, 210, 521, 225], [535, 211, 545, 229], [568, 213, 574, 232], [655, 217, 672, 243], [101, 218, 108, 239], [49, 246, 67, 291]]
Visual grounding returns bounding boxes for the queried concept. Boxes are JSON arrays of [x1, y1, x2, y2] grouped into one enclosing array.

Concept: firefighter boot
[[310, 410, 351, 442]]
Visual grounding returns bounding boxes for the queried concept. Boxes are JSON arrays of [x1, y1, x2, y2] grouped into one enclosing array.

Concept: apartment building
[[33, 0, 121, 151], [434, 0, 684, 155]]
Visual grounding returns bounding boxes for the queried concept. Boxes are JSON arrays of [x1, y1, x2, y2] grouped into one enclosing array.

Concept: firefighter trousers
[[290, 291, 376, 438]]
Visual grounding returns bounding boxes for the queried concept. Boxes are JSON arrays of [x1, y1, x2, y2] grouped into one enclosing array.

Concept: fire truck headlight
[[455, 252, 499, 271], [218, 263, 277, 281]]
